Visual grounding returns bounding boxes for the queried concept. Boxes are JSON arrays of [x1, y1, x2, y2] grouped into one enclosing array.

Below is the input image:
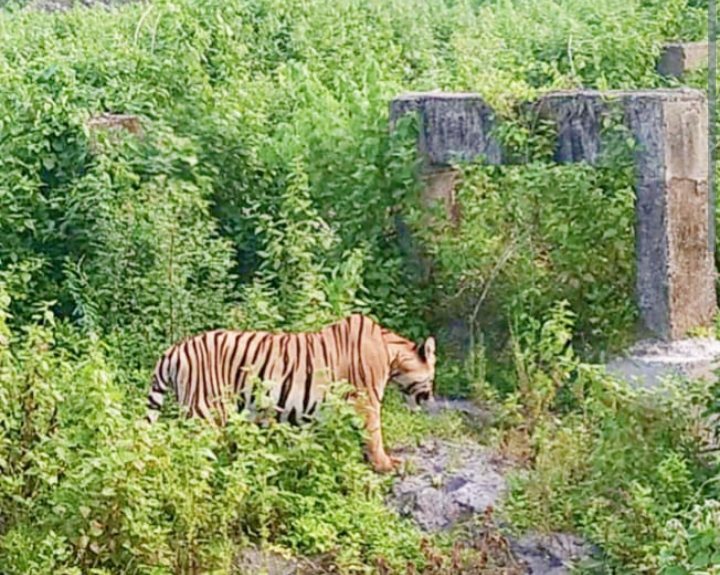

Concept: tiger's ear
[[418, 336, 436, 363]]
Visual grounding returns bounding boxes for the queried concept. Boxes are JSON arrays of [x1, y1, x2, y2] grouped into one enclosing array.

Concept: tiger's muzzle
[[403, 388, 435, 411]]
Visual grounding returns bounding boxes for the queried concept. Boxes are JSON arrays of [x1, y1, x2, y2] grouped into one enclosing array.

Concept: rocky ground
[[388, 434, 595, 574], [390, 438, 509, 532], [235, 399, 596, 575]]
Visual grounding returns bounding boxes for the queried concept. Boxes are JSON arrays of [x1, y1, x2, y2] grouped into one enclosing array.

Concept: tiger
[[144, 313, 436, 473]]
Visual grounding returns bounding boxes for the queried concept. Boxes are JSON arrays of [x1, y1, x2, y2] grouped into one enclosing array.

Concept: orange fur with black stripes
[[145, 314, 436, 472]]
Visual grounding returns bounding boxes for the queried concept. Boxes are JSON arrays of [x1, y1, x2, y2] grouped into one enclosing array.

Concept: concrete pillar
[[657, 42, 709, 79], [389, 92, 501, 223], [535, 89, 715, 340], [389, 93, 503, 356], [389, 92, 502, 167]]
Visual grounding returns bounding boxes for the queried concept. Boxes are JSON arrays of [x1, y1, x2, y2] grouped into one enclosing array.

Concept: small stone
[[508, 531, 597, 575], [444, 476, 469, 493]]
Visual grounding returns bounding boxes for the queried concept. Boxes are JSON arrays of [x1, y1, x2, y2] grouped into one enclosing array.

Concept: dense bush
[[422, 155, 637, 389], [0, 0, 714, 572], [0, 290, 437, 573], [500, 305, 720, 574], [0, 0, 707, 357]]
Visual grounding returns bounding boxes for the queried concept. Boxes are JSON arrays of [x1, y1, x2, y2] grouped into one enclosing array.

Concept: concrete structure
[[606, 337, 720, 389], [537, 89, 715, 340], [389, 92, 502, 167], [657, 42, 709, 78], [389, 93, 502, 224], [390, 88, 716, 341]]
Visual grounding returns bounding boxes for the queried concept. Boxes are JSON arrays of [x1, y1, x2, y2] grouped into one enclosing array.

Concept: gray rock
[[389, 439, 508, 531], [509, 532, 598, 575], [234, 547, 299, 575]]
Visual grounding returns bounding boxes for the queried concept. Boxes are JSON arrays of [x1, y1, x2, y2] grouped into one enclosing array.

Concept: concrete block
[[658, 42, 709, 78], [86, 113, 143, 136], [537, 89, 716, 340], [606, 337, 720, 389], [389, 92, 502, 167], [533, 91, 609, 164]]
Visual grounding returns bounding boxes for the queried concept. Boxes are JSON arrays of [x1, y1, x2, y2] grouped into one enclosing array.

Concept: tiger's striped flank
[[145, 314, 436, 473]]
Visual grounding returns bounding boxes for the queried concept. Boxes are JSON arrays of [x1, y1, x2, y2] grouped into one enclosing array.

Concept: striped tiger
[[145, 313, 436, 473]]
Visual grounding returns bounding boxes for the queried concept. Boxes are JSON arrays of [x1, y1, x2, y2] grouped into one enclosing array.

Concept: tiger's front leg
[[361, 401, 401, 473]]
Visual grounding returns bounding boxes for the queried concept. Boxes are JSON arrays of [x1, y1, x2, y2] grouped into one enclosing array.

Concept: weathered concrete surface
[[534, 92, 608, 164], [537, 89, 716, 340], [389, 92, 502, 167], [627, 90, 714, 341], [87, 113, 143, 136], [606, 337, 720, 389], [658, 42, 709, 78]]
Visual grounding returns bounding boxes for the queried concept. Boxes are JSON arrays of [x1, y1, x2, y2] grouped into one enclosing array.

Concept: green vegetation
[[0, 0, 717, 572], [498, 304, 720, 574], [0, 298, 426, 573]]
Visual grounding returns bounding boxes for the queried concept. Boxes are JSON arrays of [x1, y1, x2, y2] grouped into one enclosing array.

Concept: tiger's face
[[391, 336, 437, 410]]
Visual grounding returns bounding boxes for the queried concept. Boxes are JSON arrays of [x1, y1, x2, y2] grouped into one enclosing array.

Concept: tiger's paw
[[371, 454, 403, 474]]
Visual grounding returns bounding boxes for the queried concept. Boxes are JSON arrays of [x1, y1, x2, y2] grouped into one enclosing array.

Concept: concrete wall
[[391, 88, 716, 341]]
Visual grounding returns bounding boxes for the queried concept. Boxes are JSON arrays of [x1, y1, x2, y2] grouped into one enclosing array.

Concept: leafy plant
[[502, 308, 720, 574], [0, 0, 713, 572]]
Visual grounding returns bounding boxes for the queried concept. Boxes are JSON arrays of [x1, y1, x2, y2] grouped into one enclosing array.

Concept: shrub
[[0, 291, 431, 574], [502, 306, 720, 574], [0, 0, 706, 351]]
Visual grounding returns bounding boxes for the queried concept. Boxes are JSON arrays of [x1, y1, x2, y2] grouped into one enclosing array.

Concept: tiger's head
[[390, 336, 437, 410]]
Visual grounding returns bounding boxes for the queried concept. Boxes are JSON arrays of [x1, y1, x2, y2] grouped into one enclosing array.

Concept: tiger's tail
[[145, 355, 171, 424]]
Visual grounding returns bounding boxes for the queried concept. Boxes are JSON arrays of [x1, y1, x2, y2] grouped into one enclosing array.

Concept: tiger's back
[[147, 314, 390, 424]]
